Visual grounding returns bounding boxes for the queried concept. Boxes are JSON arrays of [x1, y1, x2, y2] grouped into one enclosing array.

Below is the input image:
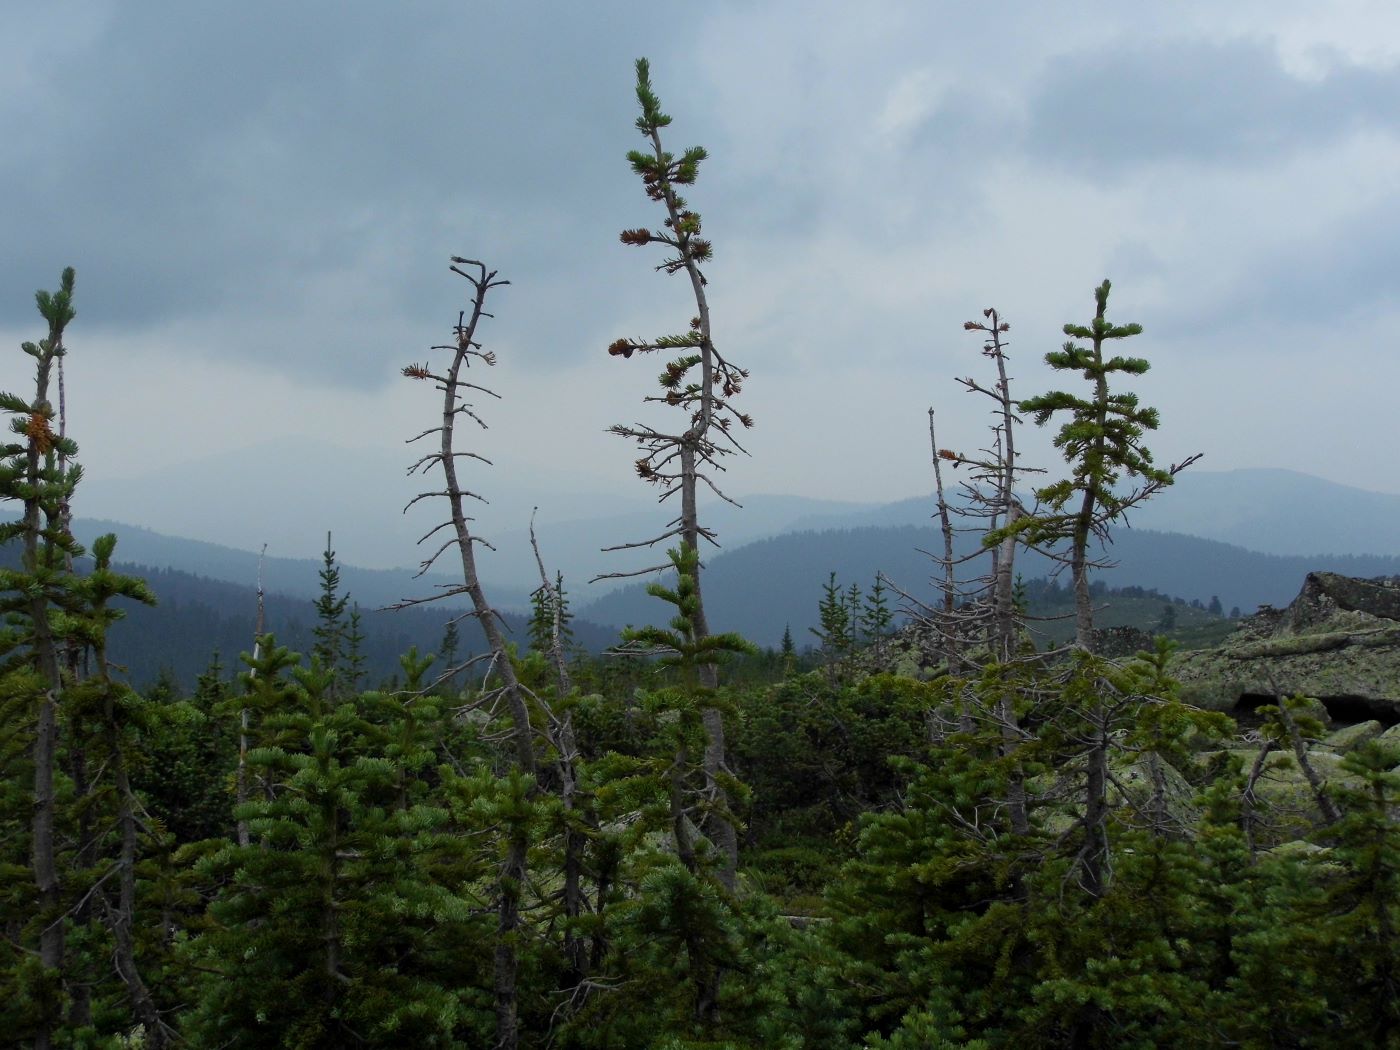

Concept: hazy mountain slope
[[501, 491, 875, 597], [578, 523, 1400, 648], [78, 437, 649, 571], [67, 518, 525, 614], [74, 435, 870, 595], [39, 557, 620, 690], [65, 492, 865, 615], [74, 458, 1398, 604], [1127, 468, 1400, 556], [783, 469, 1400, 558]]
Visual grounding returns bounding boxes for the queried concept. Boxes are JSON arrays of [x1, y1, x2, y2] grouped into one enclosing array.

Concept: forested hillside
[[2, 57, 1397, 1050], [581, 522, 1400, 646]]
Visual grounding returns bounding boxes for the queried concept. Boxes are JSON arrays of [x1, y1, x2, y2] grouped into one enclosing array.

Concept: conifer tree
[[0, 270, 80, 1048], [605, 58, 752, 888], [979, 281, 1200, 898], [188, 639, 483, 1045], [0, 270, 172, 1046], [437, 616, 460, 696], [811, 573, 852, 683], [614, 543, 755, 1023], [780, 624, 796, 677], [528, 570, 573, 661], [1011, 279, 1198, 650], [344, 602, 367, 693], [311, 531, 350, 698], [859, 576, 894, 666], [66, 534, 167, 1045], [1310, 738, 1400, 1042]]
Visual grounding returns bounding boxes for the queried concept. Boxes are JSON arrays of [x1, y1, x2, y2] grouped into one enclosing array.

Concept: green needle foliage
[[999, 279, 1198, 651], [311, 533, 351, 699], [623, 545, 756, 686], [1020, 279, 1168, 527], [187, 640, 489, 1047]]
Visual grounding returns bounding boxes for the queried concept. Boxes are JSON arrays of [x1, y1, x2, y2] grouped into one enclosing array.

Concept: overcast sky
[[4, 1, 1400, 564]]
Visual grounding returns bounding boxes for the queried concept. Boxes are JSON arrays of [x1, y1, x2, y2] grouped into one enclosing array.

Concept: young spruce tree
[[605, 58, 753, 889]]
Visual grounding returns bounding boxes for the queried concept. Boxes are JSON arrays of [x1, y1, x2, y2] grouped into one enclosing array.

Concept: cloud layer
[[3, 0, 1398, 564]]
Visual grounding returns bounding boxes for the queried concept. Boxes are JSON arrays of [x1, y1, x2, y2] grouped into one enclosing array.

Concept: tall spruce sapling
[[0, 270, 168, 1045], [0, 269, 82, 1048], [859, 576, 895, 667], [66, 535, 166, 1045], [311, 531, 350, 698], [604, 58, 753, 888], [616, 542, 754, 1022], [810, 572, 852, 683], [993, 280, 1199, 897], [1008, 279, 1200, 651]]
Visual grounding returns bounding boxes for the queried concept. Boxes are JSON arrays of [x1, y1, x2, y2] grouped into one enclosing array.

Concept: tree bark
[[1274, 694, 1342, 827]]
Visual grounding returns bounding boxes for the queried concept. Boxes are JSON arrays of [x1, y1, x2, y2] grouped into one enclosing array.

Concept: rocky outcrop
[[1092, 625, 1156, 659], [1173, 573, 1400, 721]]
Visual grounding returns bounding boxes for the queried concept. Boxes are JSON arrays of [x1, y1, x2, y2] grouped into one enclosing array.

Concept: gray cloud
[[6, 2, 1400, 514], [1173, 190, 1400, 335], [1024, 38, 1400, 174], [0, 2, 704, 379]]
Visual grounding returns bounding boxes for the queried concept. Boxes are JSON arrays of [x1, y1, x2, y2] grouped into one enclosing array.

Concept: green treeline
[[4, 581, 1399, 1047]]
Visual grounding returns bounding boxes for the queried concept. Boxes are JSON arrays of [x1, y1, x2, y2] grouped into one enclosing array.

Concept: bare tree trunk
[[528, 520, 589, 987], [1080, 721, 1111, 898], [924, 411, 957, 638], [990, 356, 1029, 834], [107, 735, 167, 1048], [1071, 498, 1097, 652], [1273, 692, 1342, 827], [236, 545, 267, 848], [401, 260, 535, 1050], [681, 425, 737, 890], [24, 384, 64, 1050], [1241, 739, 1276, 855]]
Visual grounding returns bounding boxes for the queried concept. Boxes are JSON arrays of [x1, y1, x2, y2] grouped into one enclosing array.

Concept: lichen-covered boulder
[[1172, 573, 1400, 720], [1320, 721, 1384, 753]]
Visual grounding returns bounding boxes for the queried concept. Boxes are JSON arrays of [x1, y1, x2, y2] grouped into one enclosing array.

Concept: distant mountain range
[[763, 468, 1400, 559], [94, 559, 621, 691], [66, 517, 519, 614], [26, 463, 1398, 670], [575, 524, 1400, 649], [72, 453, 1400, 591]]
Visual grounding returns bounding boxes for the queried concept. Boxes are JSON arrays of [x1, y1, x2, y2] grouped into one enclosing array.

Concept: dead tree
[[912, 309, 1043, 831], [396, 258, 535, 1050], [528, 515, 592, 990]]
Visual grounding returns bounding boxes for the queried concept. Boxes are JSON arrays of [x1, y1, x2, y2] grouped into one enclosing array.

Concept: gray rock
[[1321, 721, 1384, 752], [1173, 573, 1400, 720]]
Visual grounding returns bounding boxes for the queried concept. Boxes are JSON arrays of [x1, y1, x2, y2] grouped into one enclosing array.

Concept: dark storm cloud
[[1024, 38, 1400, 174], [0, 1, 696, 379]]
